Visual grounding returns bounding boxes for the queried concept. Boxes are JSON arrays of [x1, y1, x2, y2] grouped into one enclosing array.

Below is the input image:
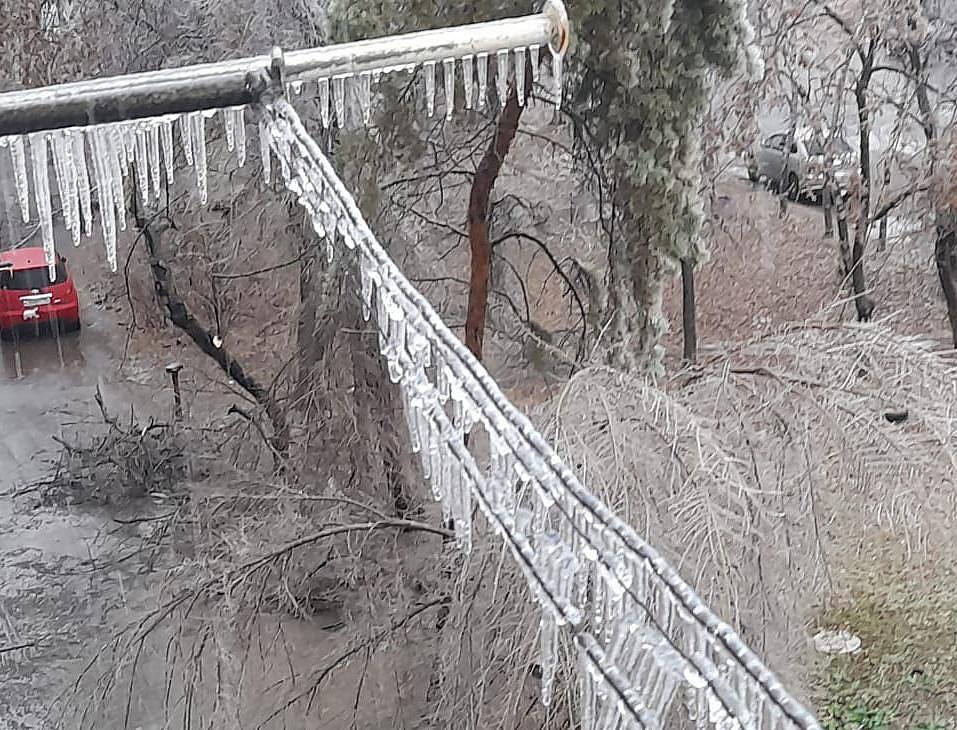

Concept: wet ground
[[0, 217, 168, 728]]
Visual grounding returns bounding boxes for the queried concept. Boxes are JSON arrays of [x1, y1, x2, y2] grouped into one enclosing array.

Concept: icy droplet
[[424, 61, 436, 118], [72, 131, 92, 238], [476, 53, 488, 109], [28, 133, 56, 280], [234, 108, 246, 167], [551, 50, 563, 109], [462, 54, 474, 110], [333, 75, 346, 127], [540, 614, 557, 706], [515, 47, 526, 105], [180, 114, 193, 166], [318, 78, 331, 129], [223, 107, 235, 152], [160, 118, 175, 184], [530, 44, 541, 83], [9, 136, 31, 222], [442, 58, 455, 120], [189, 112, 207, 205], [147, 123, 161, 198], [496, 49, 509, 109], [134, 125, 149, 204], [357, 72, 372, 125]]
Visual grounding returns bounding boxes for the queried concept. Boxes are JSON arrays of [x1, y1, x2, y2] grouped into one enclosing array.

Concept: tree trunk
[[850, 50, 875, 322], [936, 216, 957, 347], [464, 65, 532, 362], [822, 183, 834, 238], [680, 258, 697, 364]]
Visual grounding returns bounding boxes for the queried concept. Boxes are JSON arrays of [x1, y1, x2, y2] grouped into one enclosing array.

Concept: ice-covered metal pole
[[0, 1, 569, 137]]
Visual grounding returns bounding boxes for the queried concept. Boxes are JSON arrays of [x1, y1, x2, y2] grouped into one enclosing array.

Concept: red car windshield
[[2, 263, 68, 291]]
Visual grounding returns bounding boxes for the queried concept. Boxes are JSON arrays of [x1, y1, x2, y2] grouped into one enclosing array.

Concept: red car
[[0, 246, 81, 338]]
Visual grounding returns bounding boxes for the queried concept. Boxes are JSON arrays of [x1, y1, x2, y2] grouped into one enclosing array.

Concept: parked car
[[746, 128, 855, 201], [0, 246, 81, 339]]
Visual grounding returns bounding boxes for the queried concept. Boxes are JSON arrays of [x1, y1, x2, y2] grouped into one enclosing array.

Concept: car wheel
[[786, 173, 800, 201]]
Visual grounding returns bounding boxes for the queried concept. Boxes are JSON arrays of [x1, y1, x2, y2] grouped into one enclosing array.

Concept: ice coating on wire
[[261, 98, 822, 730]]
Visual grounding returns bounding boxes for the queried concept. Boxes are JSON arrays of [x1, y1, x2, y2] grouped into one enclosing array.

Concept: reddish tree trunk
[[464, 71, 532, 361]]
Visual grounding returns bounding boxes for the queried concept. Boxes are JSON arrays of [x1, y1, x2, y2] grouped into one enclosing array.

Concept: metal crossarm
[[0, 1, 569, 136]]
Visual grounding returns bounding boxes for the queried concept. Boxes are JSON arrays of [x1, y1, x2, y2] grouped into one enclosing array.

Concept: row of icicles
[[0, 43, 561, 281]]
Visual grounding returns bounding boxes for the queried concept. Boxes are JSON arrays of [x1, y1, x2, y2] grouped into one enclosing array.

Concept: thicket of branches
[[2, 0, 957, 728]]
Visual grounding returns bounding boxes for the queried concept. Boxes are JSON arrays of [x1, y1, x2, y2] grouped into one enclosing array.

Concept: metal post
[[0, 1, 569, 136], [165, 361, 183, 419]]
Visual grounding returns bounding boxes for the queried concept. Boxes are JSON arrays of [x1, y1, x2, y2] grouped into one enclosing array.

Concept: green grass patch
[[810, 536, 957, 729]]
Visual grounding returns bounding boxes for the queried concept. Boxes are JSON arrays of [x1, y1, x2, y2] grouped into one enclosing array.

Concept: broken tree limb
[[131, 196, 289, 457]]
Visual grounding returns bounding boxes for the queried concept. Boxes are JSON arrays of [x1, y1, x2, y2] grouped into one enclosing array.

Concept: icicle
[[29, 133, 56, 280], [72, 131, 92, 238], [515, 48, 527, 105], [180, 114, 194, 166], [9, 136, 31, 222], [106, 125, 125, 256], [233, 108, 247, 167], [452, 466, 473, 553], [189, 113, 207, 205], [333, 75, 346, 127], [160, 118, 175, 184], [51, 132, 78, 244], [359, 256, 380, 322], [424, 61, 436, 118], [496, 49, 509, 109], [89, 131, 113, 267], [580, 652, 595, 730], [223, 108, 235, 152], [134, 125, 149, 204], [258, 118, 271, 184], [148, 123, 161, 198], [476, 53, 488, 109], [442, 58, 455, 120], [530, 44, 541, 83], [540, 613, 558, 706], [60, 132, 80, 245], [462, 55, 474, 109], [49, 133, 68, 235], [318, 79, 331, 129], [122, 124, 136, 169], [551, 50, 563, 109], [402, 387, 422, 454], [356, 72, 373, 126]]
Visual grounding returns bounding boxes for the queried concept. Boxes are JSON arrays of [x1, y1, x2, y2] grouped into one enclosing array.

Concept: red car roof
[[0, 247, 55, 270]]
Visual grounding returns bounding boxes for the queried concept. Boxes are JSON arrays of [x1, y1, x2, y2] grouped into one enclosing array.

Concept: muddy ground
[[0, 155, 952, 728]]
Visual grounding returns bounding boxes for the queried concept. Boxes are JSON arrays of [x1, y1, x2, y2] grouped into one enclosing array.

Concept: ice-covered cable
[[261, 98, 821, 730]]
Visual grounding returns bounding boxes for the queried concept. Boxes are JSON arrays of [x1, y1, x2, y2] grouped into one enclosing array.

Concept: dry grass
[[810, 531, 957, 730]]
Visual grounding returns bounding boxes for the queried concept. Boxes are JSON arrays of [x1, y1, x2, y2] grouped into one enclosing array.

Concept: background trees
[[2, 0, 957, 728]]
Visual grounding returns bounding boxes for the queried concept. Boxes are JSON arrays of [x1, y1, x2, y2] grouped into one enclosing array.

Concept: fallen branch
[[131, 195, 289, 457]]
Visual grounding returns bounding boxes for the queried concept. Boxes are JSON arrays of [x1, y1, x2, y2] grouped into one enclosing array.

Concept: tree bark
[[822, 182, 834, 238], [464, 67, 532, 362], [850, 46, 876, 322], [936, 217, 957, 347], [906, 43, 955, 344], [680, 258, 697, 364], [134, 204, 289, 456]]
